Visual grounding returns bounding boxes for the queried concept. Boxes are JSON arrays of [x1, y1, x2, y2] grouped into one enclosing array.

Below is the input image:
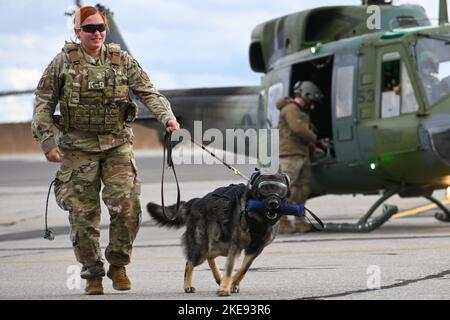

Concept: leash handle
[[161, 131, 181, 221]]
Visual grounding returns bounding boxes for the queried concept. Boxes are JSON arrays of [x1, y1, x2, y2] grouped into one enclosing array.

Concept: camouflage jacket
[[277, 97, 317, 157], [32, 42, 176, 153]]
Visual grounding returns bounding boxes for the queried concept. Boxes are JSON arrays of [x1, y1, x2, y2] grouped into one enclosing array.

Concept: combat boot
[[85, 278, 104, 295], [107, 265, 131, 291], [294, 216, 313, 233], [278, 216, 296, 234]]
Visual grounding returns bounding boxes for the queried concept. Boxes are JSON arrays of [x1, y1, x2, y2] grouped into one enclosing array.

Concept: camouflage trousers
[[54, 142, 142, 279], [280, 155, 311, 205]]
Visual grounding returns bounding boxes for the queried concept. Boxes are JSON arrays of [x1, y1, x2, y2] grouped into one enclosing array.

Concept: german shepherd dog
[[147, 170, 290, 296]]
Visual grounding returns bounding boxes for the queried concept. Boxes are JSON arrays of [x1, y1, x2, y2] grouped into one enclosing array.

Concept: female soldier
[[32, 6, 180, 295]]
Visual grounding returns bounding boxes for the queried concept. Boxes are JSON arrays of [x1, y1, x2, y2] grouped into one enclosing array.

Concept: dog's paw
[[231, 286, 240, 294], [184, 287, 196, 293], [216, 289, 231, 297]]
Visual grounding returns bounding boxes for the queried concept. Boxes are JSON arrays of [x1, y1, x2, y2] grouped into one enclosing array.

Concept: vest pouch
[[125, 101, 138, 123], [103, 103, 123, 132], [52, 115, 64, 131], [79, 91, 103, 105], [69, 104, 92, 131], [103, 86, 129, 100], [89, 105, 108, 132], [115, 85, 129, 98]]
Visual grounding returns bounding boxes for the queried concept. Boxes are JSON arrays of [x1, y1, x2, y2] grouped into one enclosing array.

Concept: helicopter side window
[[381, 53, 401, 118], [401, 62, 419, 114], [336, 65, 355, 118], [267, 83, 283, 128]]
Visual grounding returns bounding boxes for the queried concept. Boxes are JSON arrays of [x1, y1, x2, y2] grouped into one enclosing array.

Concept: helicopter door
[[332, 53, 361, 164], [373, 49, 422, 177]]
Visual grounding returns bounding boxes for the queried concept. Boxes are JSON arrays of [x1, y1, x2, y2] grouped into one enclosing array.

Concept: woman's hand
[[166, 119, 180, 133], [45, 147, 64, 163]]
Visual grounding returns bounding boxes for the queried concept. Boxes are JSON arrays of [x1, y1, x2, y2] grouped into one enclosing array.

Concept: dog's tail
[[146, 202, 187, 228]]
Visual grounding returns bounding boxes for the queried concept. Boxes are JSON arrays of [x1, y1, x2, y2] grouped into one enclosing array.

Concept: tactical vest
[[59, 42, 137, 133], [210, 184, 248, 241], [211, 184, 248, 202]]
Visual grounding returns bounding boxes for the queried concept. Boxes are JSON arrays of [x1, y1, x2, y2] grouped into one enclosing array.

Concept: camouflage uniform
[[279, 155, 311, 205], [32, 42, 175, 279], [277, 97, 317, 233]]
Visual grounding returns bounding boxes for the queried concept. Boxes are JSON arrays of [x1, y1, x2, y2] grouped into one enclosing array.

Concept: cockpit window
[[380, 52, 419, 117], [381, 54, 401, 118], [415, 36, 450, 106]]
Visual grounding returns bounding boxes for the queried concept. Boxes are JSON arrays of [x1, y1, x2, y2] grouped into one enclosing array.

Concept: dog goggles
[[257, 181, 288, 198], [81, 24, 107, 33]]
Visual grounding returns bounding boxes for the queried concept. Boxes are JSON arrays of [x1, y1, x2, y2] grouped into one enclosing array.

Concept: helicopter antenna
[[439, 0, 449, 25], [95, 4, 132, 54]]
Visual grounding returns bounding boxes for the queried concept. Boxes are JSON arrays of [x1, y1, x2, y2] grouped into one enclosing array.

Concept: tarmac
[[1, 149, 450, 300]]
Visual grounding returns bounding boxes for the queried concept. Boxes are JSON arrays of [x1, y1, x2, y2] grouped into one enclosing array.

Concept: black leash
[[44, 179, 56, 241], [160, 131, 249, 222], [304, 207, 325, 231], [161, 131, 181, 221], [160, 131, 324, 231]]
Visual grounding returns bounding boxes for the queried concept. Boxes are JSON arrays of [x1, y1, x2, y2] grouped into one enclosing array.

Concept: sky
[[0, 0, 444, 123]]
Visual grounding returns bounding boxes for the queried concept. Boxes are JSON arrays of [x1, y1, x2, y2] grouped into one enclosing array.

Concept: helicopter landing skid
[[425, 196, 450, 223], [323, 189, 399, 233]]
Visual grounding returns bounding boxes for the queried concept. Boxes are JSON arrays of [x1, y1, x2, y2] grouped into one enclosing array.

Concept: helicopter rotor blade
[[0, 90, 34, 98], [95, 4, 131, 54], [440, 0, 449, 25]]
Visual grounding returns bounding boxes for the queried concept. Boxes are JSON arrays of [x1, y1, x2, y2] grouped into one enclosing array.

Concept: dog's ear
[[284, 173, 290, 186], [249, 168, 261, 190], [283, 173, 291, 197]]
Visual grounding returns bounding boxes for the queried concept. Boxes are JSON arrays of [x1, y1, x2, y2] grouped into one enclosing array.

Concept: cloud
[[149, 71, 259, 90], [0, 68, 41, 91], [0, 33, 65, 69], [148, 71, 179, 89], [0, 0, 444, 124], [0, 96, 34, 123]]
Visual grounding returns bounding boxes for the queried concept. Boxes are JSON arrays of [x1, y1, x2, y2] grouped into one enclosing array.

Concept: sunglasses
[[80, 24, 106, 33]]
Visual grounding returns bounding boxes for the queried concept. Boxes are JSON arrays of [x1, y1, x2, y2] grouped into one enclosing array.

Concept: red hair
[[74, 6, 108, 28]]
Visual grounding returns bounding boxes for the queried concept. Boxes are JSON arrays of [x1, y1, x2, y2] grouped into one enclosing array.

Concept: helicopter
[[1, 0, 450, 232], [244, 0, 450, 232]]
